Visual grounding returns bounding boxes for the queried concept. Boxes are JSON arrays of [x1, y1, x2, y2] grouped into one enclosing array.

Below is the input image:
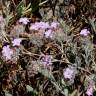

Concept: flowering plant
[[0, 0, 96, 96]]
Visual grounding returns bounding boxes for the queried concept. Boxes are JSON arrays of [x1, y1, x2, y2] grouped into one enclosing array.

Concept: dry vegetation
[[0, 0, 96, 96]]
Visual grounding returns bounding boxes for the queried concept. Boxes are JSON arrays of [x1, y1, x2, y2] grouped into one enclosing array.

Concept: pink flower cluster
[[51, 22, 59, 29], [2, 38, 22, 61], [86, 81, 94, 96], [30, 21, 59, 31], [63, 67, 77, 80], [30, 21, 59, 39], [12, 38, 22, 46], [2, 45, 13, 60], [41, 55, 53, 66], [44, 29, 53, 38], [30, 22, 50, 30], [19, 17, 29, 25], [86, 87, 93, 96], [80, 29, 90, 36]]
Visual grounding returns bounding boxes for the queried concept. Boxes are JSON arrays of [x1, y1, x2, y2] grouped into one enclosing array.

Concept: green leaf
[[16, 0, 24, 18], [16, 1, 32, 17]]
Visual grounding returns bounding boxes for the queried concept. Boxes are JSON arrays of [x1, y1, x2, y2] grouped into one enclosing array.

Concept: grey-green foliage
[[0, 16, 9, 43], [30, 35, 44, 48], [2, 1, 14, 26], [54, 19, 72, 43], [89, 17, 96, 33], [4, 90, 12, 96], [26, 85, 38, 96], [81, 37, 93, 65], [10, 24, 25, 38]]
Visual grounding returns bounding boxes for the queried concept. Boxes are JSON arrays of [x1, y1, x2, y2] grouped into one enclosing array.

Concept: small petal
[[86, 87, 93, 96], [51, 22, 59, 29], [12, 38, 22, 46], [30, 24, 39, 31], [44, 29, 53, 38], [19, 17, 29, 25], [80, 29, 90, 36], [30, 22, 50, 31], [63, 68, 74, 79], [41, 55, 53, 65], [42, 22, 50, 29], [2, 45, 13, 60]]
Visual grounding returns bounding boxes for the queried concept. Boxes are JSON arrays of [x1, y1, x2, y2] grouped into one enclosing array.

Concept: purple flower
[[2, 45, 13, 60], [86, 87, 93, 96], [41, 55, 53, 65], [29, 21, 59, 31], [12, 38, 22, 46], [86, 81, 94, 96], [29, 23, 39, 31], [80, 29, 90, 36], [41, 22, 50, 29], [19, 17, 29, 25], [30, 22, 50, 31], [63, 67, 77, 79], [63, 68, 74, 79], [36, 22, 50, 29], [44, 29, 53, 38], [51, 22, 59, 29]]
